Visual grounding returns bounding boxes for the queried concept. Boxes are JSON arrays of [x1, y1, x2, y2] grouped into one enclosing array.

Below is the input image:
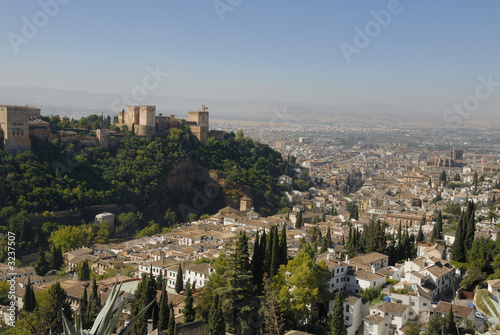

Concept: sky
[[1, 0, 500, 115]]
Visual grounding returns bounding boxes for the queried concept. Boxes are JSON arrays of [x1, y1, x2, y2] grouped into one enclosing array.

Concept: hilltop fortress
[[0, 104, 223, 154], [115, 104, 222, 142]]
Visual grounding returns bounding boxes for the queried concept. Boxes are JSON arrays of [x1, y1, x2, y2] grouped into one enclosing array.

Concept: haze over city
[[1, 1, 500, 122]]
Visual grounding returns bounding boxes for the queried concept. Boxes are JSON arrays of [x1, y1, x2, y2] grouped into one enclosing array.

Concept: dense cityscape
[[2, 1, 500, 335]]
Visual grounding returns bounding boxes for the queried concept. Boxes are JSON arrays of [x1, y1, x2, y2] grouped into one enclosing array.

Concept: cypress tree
[[417, 222, 424, 243], [325, 226, 332, 246], [80, 286, 89, 328], [50, 246, 63, 271], [258, 231, 267, 285], [444, 305, 456, 334], [23, 276, 36, 312], [156, 270, 164, 290], [34, 248, 50, 276], [90, 277, 101, 316], [175, 264, 184, 293], [452, 211, 466, 262], [270, 227, 279, 277], [207, 294, 225, 335], [409, 233, 416, 259], [168, 302, 176, 335], [465, 201, 476, 250], [278, 226, 288, 266], [432, 211, 443, 242], [330, 292, 347, 335], [183, 280, 195, 323], [235, 231, 250, 271], [264, 226, 275, 276], [79, 260, 91, 281], [158, 280, 170, 331], [320, 237, 329, 254], [295, 211, 303, 229], [322, 212, 327, 222], [251, 231, 261, 286]]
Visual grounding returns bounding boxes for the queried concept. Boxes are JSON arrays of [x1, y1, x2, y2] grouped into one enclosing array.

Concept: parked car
[[476, 312, 487, 320]]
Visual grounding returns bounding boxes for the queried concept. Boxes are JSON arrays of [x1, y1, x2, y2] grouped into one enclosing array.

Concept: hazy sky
[[1, 1, 500, 114]]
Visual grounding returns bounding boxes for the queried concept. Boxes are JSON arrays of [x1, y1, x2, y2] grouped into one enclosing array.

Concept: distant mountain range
[[0, 86, 496, 128]]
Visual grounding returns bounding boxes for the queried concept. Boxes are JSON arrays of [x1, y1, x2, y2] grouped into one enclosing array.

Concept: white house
[[444, 231, 456, 245], [389, 287, 432, 320], [419, 262, 454, 296], [363, 302, 409, 335], [350, 252, 389, 271], [346, 267, 386, 294], [329, 292, 365, 335]]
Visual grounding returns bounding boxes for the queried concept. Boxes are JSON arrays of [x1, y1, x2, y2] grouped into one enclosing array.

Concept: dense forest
[[0, 125, 298, 253]]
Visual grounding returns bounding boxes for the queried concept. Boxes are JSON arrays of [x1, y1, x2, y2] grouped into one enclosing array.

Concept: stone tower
[[137, 105, 156, 136], [240, 196, 253, 212], [0, 105, 40, 153], [188, 105, 209, 142]]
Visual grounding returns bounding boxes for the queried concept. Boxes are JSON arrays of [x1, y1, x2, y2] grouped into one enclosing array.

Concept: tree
[[295, 211, 302, 229], [168, 302, 176, 335], [23, 276, 36, 312], [130, 270, 159, 335], [206, 294, 225, 335], [464, 201, 476, 251], [80, 286, 89, 328], [270, 228, 280, 277], [261, 274, 285, 335], [431, 211, 443, 242], [175, 263, 184, 293], [416, 222, 424, 243], [34, 248, 50, 276], [251, 230, 263, 287], [89, 277, 101, 319], [404, 322, 420, 335], [273, 249, 331, 325], [444, 305, 457, 335], [158, 280, 170, 331], [439, 170, 447, 186], [164, 209, 178, 226], [488, 210, 498, 224], [44, 282, 72, 334], [330, 292, 347, 335], [236, 129, 244, 141], [78, 260, 91, 281], [278, 226, 288, 267], [183, 280, 195, 323], [452, 211, 466, 263], [50, 246, 63, 270]]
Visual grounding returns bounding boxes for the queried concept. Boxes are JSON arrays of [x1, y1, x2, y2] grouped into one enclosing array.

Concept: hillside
[[0, 126, 295, 252]]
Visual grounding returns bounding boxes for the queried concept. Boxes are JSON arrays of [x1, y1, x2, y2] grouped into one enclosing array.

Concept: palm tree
[[487, 210, 499, 224]]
